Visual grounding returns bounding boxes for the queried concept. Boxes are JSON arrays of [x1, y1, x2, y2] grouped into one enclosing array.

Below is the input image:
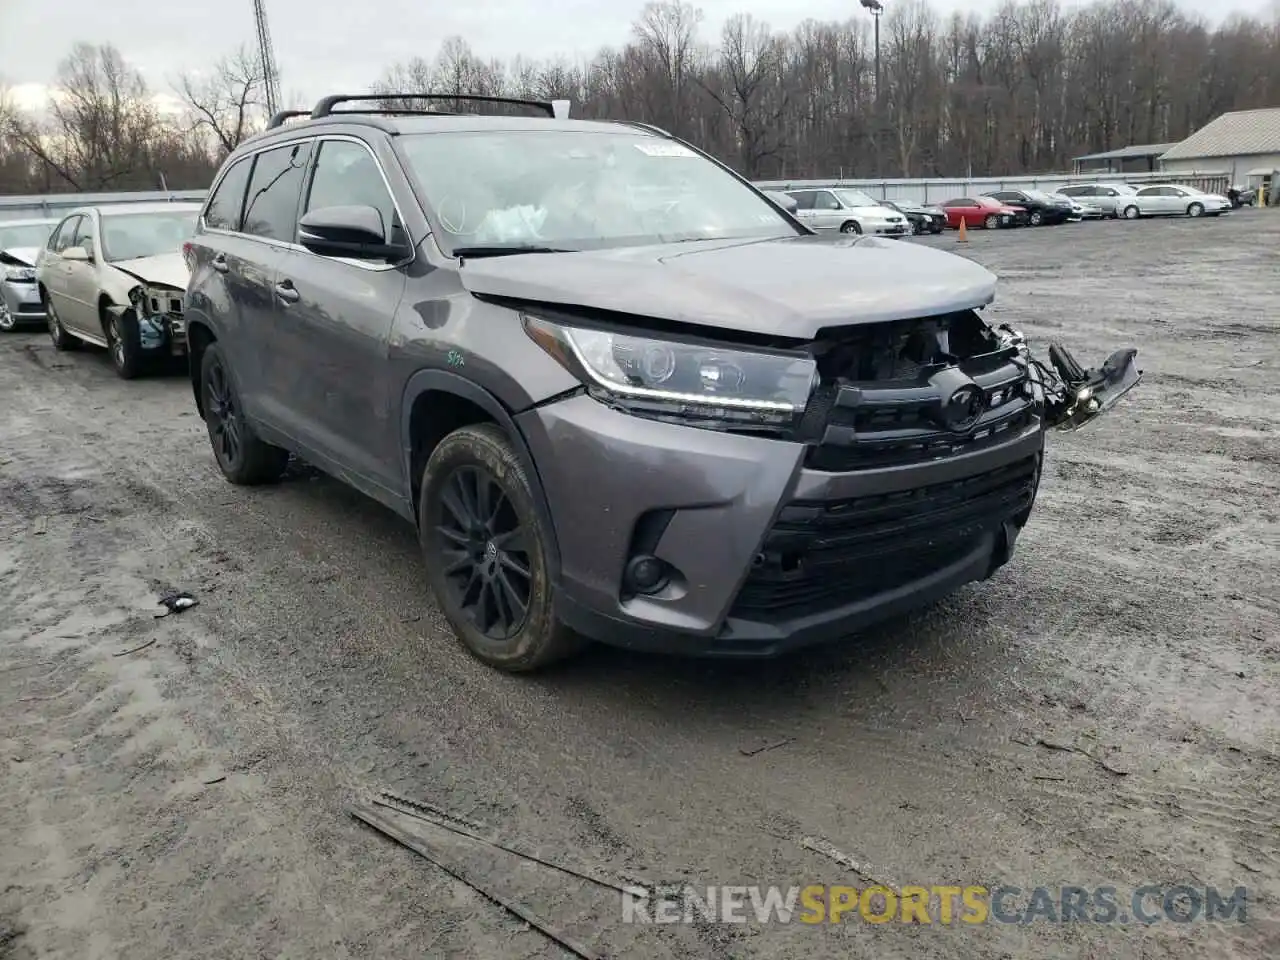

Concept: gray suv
[[184, 94, 1143, 672]]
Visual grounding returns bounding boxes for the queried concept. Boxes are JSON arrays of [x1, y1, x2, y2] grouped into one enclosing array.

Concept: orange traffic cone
[[957, 218, 969, 242]]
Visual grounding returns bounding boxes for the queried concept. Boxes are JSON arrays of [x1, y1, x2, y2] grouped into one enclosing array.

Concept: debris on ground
[[352, 801, 605, 960], [113, 639, 156, 657], [739, 736, 795, 757], [155, 592, 199, 618]]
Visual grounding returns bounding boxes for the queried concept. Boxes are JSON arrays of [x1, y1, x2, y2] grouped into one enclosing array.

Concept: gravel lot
[[1, 210, 1277, 960]]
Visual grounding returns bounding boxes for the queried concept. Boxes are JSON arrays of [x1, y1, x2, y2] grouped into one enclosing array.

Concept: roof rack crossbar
[[310, 93, 560, 119], [267, 109, 310, 130]]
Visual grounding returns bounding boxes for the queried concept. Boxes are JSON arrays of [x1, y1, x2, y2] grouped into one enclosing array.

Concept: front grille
[[147, 294, 183, 317], [802, 314, 1039, 470], [730, 455, 1039, 618]]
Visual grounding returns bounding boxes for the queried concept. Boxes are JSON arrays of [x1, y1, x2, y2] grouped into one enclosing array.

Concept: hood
[[457, 235, 998, 338], [0, 247, 41, 268], [110, 252, 189, 290]]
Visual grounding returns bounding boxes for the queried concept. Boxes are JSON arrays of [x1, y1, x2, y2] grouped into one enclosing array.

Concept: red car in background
[[940, 196, 1028, 229]]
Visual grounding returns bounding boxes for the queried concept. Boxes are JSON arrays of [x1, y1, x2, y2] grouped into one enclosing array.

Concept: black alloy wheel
[[420, 423, 582, 672], [435, 465, 532, 641], [199, 342, 289, 484]]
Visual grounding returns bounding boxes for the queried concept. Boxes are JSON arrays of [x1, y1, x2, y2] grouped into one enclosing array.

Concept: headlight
[[2, 264, 36, 281], [523, 314, 816, 431]]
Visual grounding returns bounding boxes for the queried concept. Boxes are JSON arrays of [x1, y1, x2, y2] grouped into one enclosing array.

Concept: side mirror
[[63, 246, 90, 262], [298, 205, 410, 261]]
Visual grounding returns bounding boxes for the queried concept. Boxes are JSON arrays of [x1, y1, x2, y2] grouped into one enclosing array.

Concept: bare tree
[[701, 15, 788, 177], [175, 44, 266, 155]]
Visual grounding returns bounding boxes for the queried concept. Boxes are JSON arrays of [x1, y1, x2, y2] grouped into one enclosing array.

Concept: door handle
[[212, 254, 229, 274], [274, 280, 300, 304]]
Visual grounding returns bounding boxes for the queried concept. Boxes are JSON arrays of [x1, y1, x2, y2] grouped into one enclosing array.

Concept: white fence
[[753, 169, 1231, 204], [0, 190, 208, 222]]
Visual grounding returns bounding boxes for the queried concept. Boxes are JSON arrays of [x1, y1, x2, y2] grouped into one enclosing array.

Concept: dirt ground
[[2, 209, 1277, 960]]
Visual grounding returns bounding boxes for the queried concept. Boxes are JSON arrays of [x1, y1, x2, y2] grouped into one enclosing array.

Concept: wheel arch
[[401, 369, 561, 578], [186, 319, 217, 418]]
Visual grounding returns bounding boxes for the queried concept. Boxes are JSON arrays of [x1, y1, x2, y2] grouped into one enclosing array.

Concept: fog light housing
[[624, 555, 669, 595]]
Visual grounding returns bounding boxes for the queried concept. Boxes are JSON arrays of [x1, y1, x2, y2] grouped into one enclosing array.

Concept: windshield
[[397, 130, 798, 253], [835, 189, 879, 208], [0, 222, 55, 251], [100, 211, 197, 262]]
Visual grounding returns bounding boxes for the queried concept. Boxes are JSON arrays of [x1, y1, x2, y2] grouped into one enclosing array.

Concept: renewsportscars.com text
[[621, 884, 1248, 925]]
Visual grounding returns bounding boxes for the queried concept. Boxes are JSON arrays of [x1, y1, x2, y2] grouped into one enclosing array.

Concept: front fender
[[399, 369, 562, 579]]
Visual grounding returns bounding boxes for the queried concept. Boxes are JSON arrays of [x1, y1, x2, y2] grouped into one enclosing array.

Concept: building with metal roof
[[1159, 107, 1280, 188], [1072, 143, 1176, 175]]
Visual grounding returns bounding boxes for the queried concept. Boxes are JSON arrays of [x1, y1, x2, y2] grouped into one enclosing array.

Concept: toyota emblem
[[943, 385, 985, 432]]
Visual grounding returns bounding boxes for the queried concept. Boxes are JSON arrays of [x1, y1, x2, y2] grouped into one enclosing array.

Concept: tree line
[[3, 0, 1279, 196]]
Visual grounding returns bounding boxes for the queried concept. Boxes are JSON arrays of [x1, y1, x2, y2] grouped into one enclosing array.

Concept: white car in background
[[35, 202, 200, 378], [1116, 184, 1231, 220], [784, 187, 910, 237], [0, 218, 58, 331]]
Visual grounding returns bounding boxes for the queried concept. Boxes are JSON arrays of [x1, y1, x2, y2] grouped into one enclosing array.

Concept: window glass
[[205, 156, 252, 231], [398, 129, 796, 253], [835, 189, 877, 207], [813, 191, 841, 210], [243, 140, 314, 242], [305, 139, 397, 239], [787, 191, 814, 210], [0, 222, 56, 250], [71, 217, 96, 258], [51, 216, 81, 252], [100, 211, 198, 261]]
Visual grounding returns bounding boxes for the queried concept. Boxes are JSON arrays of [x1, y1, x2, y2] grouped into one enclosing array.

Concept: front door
[[62, 215, 103, 339], [267, 136, 410, 498]]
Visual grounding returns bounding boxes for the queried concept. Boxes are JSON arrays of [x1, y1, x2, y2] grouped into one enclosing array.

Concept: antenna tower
[[252, 0, 282, 118]]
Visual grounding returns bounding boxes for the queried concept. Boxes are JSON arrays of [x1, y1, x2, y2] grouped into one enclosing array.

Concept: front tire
[[0, 300, 17, 332], [420, 423, 581, 673], [984, 214, 999, 229], [199, 341, 289, 485], [1187, 202, 1204, 218], [839, 220, 861, 235], [105, 309, 143, 380], [1029, 210, 1044, 226], [1122, 205, 1140, 220]]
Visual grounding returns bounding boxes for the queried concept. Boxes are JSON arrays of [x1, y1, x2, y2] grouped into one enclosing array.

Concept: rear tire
[[419, 423, 583, 673], [46, 297, 78, 351], [199, 341, 289, 485]]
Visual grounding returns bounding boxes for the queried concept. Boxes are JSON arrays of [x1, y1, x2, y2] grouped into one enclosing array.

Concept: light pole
[[860, 0, 884, 105]]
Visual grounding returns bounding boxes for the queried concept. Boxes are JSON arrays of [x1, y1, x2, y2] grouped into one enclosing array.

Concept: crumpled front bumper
[[516, 395, 1044, 658], [2, 279, 46, 321]]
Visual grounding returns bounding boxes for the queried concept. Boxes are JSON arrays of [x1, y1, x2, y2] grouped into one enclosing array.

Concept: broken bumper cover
[[517, 395, 1044, 658], [123, 285, 188, 355]]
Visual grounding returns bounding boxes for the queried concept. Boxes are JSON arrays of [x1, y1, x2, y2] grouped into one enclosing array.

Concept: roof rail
[[616, 120, 672, 137], [309, 93, 565, 120], [266, 109, 310, 130]]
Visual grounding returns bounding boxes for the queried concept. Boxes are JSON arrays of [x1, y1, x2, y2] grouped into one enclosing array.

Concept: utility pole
[[860, 0, 886, 174], [860, 0, 884, 105]]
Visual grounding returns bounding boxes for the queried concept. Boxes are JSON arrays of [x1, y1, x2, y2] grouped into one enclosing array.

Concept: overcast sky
[[2, 0, 1275, 108]]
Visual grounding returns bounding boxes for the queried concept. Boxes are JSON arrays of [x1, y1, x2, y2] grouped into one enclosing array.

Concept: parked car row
[[768, 180, 1237, 238]]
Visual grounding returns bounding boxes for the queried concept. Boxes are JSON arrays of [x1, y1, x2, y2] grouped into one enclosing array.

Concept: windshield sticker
[[634, 142, 697, 158]]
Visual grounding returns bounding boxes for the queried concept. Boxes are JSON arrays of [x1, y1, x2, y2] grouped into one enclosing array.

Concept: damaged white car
[[35, 202, 201, 378]]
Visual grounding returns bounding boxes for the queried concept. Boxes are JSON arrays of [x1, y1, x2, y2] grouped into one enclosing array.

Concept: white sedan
[[1116, 184, 1231, 220]]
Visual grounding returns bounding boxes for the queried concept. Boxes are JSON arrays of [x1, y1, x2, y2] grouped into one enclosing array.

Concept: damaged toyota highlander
[[183, 94, 1143, 672]]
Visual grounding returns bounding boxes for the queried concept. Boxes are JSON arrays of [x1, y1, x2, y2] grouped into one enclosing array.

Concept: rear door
[[787, 191, 817, 227], [193, 140, 314, 426], [267, 135, 410, 496]]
